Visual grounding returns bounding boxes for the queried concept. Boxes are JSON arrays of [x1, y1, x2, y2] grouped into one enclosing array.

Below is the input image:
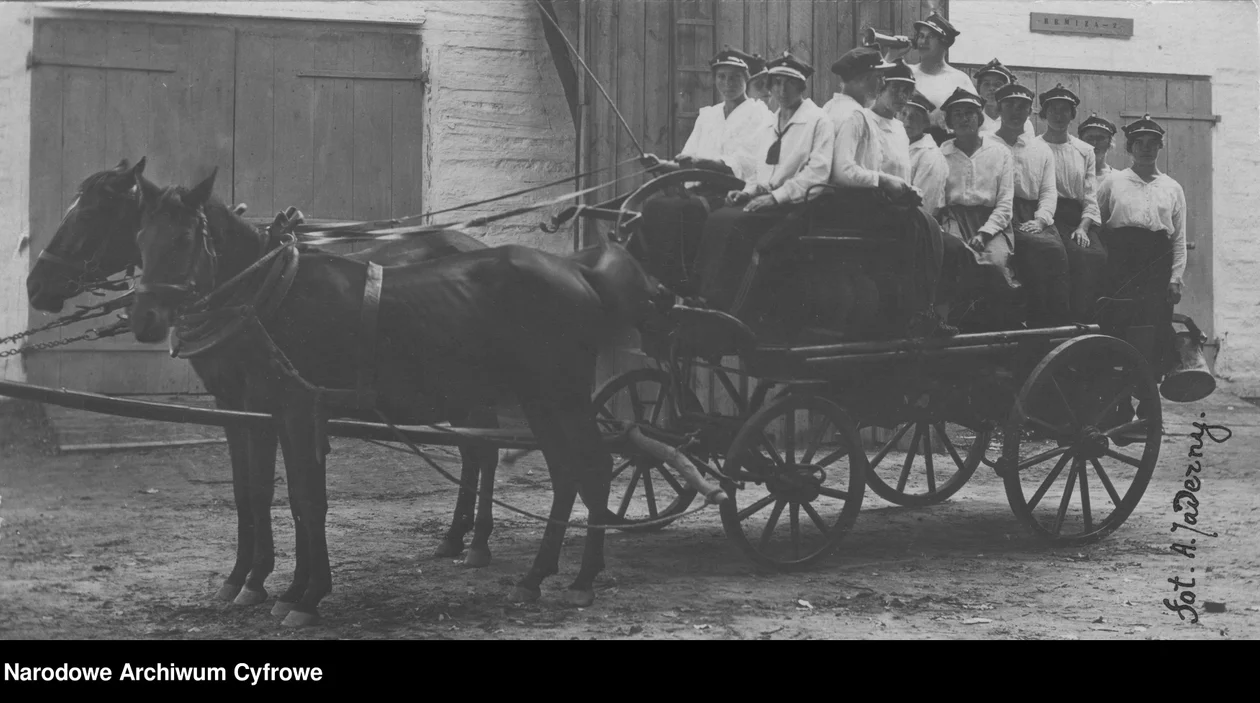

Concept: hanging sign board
[[1030, 13, 1134, 38]]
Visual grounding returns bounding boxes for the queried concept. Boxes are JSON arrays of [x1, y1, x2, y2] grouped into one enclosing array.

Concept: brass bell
[[1160, 313, 1216, 402]]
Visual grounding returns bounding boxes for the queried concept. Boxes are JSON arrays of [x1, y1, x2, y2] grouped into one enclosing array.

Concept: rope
[[298, 167, 654, 246], [373, 410, 713, 532], [533, 0, 645, 158]]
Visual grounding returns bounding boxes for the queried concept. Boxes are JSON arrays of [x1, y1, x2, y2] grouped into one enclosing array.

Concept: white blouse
[[830, 104, 911, 187], [940, 135, 1015, 236], [1098, 168, 1188, 284], [993, 132, 1057, 228], [910, 62, 977, 131], [1041, 135, 1101, 227], [980, 112, 1035, 140], [909, 135, 949, 216], [679, 98, 774, 183], [742, 99, 835, 204]]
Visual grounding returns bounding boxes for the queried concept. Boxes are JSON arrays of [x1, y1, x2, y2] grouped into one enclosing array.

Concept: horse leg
[[234, 425, 278, 606], [551, 402, 613, 608], [279, 403, 332, 627], [216, 423, 254, 602], [271, 429, 310, 618], [464, 406, 500, 568], [433, 442, 478, 560]]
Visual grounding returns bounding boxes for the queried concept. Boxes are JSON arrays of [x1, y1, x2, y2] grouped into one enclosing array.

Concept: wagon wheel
[[862, 420, 995, 507], [720, 392, 867, 570], [613, 169, 744, 244], [592, 367, 702, 532], [1001, 335, 1161, 544]]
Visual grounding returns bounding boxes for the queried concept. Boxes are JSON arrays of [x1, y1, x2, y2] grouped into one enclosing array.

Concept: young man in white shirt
[[1097, 115, 1187, 380], [900, 91, 949, 219], [991, 81, 1071, 327], [1037, 85, 1108, 322], [908, 12, 973, 144]]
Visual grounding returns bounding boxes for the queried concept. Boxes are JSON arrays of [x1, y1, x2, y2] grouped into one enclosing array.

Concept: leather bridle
[[134, 203, 215, 304]]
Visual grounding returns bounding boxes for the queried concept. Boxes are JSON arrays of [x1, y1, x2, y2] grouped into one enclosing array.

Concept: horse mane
[[77, 167, 128, 194]]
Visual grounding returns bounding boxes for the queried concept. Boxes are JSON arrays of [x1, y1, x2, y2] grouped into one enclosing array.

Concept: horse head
[[27, 157, 147, 312], [130, 168, 219, 344]]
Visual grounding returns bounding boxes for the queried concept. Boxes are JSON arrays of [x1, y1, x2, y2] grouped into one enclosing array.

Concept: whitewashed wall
[[951, 0, 1260, 394], [0, 1, 579, 386]]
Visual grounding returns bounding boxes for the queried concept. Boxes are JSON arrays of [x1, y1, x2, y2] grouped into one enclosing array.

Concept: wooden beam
[[297, 69, 425, 82]]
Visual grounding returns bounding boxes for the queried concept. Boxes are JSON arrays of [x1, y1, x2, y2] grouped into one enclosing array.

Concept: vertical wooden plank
[[835, 0, 857, 61], [352, 32, 394, 222], [587, 0, 615, 214], [616, 0, 645, 189], [643, 0, 672, 162], [1146, 78, 1170, 172], [26, 19, 66, 385], [272, 29, 316, 218], [767, 0, 789, 58], [814, 0, 842, 100], [233, 30, 276, 215], [673, 0, 703, 149], [184, 26, 236, 192], [714, 0, 745, 55], [1186, 79, 1214, 350], [312, 30, 355, 257], [746, 0, 770, 59], [145, 23, 181, 188], [389, 32, 423, 218], [787, 0, 814, 97], [1165, 81, 1193, 181], [856, 0, 882, 46], [104, 22, 151, 170]]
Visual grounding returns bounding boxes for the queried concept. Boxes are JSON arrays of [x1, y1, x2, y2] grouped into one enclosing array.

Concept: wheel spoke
[[817, 486, 850, 501], [611, 457, 635, 479], [1102, 448, 1144, 469], [648, 384, 667, 425], [790, 502, 801, 560], [759, 499, 786, 548], [1089, 458, 1123, 505], [923, 427, 937, 494], [1017, 445, 1071, 472], [628, 384, 645, 422], [897, 423, 925, 492], [1078, 458, 1092, 533], [1026, 414, 1069, 438], [616, 467, 642, 518], [737, 493, 777, 522], [1091, 380, 1135, 428], [655, 465, 685, 494], [642, 469, 658, 519], [1029, 452, 1073, 511], [1050, 374, 1080, 428], [596, 403, 618, 421], [784, 409, 797, 464], [935, 422, 968, 471], [801, 417, 832, 464], [802, 500, 829, 536], [1052, 459, 1080, 535], [759, 432, 786, 467], [1103, 419, 1146, 438], [870, 422, 914, 469]]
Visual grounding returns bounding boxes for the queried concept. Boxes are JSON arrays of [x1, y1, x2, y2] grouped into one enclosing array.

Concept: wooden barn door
[[27, 17, 235, 394], [960, 64, 1216, 364]]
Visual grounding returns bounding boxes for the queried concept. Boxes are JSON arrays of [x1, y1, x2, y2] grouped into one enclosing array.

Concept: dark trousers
[[1053, 197, 1109, 323], [1012, 197, 1072, 327], [638, 191, 721, 296], [696, 203, 800, 314], [1099, 226, 1176, 376]]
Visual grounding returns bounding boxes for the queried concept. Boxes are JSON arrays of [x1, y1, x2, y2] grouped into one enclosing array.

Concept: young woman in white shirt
[[1037, 86, 1109, 323], [1078, 113, 1118, 180], [908, 13, 973, 144], [1097, 115, 1187, 378]]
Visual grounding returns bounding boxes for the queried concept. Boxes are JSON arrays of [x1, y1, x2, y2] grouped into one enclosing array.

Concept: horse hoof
[[507, 586, 541, 603], [232, 586, 268, 606], [462, 548, 491, 568], [271, 600, 296, 617], [563, 589, 596, 608], [432, 538, 465, 559], [281, 609, 321, 628], [215, 582, 243, 602]]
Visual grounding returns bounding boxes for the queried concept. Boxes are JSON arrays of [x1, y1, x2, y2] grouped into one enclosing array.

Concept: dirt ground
[[2, 391, 1257, 640]]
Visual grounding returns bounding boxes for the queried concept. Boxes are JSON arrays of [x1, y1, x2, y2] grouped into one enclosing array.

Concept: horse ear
[[131, 156, 147, 177], [136, 172, 162, 208], [116, 157, 146, 197], [182, 168, 218, 209]]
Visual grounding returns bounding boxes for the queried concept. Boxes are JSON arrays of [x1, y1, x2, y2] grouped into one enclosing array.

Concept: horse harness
[[155, 208, 384, 413]]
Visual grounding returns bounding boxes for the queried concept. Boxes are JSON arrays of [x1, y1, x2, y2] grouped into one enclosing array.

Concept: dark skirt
[[638, 190, 723, 296], [939, 203, 1018, 292], [1099, 226, 1176, 374], [1012, 197, 1071, 327], [1053, 197, 1109, 322], [695, 203, 801, 314]]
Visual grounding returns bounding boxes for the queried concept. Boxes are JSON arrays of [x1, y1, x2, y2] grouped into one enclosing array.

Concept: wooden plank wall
[[582, 0, 945, 410]]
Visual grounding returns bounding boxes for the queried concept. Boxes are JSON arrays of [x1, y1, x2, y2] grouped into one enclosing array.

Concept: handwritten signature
[[1164, 414, 1231, 624]]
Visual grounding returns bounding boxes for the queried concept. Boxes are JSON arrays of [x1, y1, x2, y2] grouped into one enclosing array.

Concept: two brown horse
[[122, 167, 661, 624]]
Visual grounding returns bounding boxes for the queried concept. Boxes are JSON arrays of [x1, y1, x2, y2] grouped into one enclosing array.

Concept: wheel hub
[[766, 465, 826, 503], [1074, 425, 1110, 460]]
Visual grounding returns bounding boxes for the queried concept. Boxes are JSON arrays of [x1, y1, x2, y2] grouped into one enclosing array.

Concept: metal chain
[[0, 316, 130, 358]]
